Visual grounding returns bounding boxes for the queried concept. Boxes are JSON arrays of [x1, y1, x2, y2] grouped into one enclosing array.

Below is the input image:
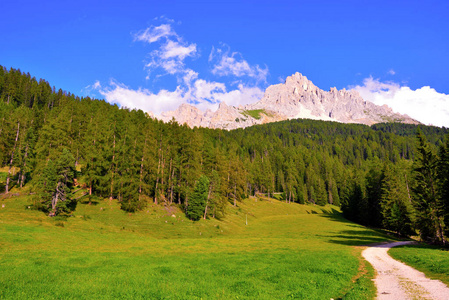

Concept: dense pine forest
[[1, 66, 448, 245]]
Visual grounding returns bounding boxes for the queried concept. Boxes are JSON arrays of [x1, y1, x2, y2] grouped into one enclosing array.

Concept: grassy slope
[[389, 244, 449, 286], [241, 109, 268, 120], [0, 192, 392, 299]]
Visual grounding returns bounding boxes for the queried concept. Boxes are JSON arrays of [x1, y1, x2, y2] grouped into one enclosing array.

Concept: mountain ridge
[[160, 72, 419, 129]]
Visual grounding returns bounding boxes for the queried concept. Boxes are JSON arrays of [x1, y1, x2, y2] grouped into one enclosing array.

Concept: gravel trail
[[362, 241, 449, 299]]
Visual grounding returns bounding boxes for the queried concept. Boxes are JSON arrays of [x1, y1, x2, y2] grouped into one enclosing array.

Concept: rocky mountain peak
[[285, 72, 317, 92], [158, 72, 419, 130]]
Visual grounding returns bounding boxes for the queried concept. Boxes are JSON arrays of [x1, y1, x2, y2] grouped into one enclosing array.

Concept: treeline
[[0, 66, 251, 219], [343, 129, 449, 245], [1, 66, 448, 244]]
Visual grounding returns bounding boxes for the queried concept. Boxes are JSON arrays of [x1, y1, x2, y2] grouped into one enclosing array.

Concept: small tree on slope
[[186, 175, 209, 221], [36, 148, 76, 216]]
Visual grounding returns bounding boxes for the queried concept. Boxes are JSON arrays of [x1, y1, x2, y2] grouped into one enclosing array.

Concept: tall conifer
[[412, 129, 445, 244]]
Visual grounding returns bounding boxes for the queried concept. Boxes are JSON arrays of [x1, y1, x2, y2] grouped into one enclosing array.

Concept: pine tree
[[412, 129, 445, 244], [17, 126, 36, 188], [5, 120, 20, 193], [438, 135, 449, 239], [364, 161, 384, 227], [380, 163, 414, 236], [186, 175, 209, 221], [203, 170, 222, 219], [341, 180, 364, 223], [35, 148, 76, 216]]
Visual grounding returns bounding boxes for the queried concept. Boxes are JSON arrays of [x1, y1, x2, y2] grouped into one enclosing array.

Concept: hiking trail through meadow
[[362, 241, 449, 299]]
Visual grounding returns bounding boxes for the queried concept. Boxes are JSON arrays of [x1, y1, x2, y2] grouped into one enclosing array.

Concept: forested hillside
[[1, 66, 448, 244]]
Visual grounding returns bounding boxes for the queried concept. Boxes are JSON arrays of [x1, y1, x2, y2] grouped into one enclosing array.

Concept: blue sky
[[1, 0, 448, 126]]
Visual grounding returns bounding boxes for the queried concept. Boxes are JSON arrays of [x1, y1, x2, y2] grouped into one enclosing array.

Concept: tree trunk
[[51, 182, 61, 213], [154, 142, 162, 205], [404, 174, 412, 203], [110, 132, 116, 200], [170, 160, 175, 205], [177, 167, 182, 205], [161, 150, 165, 186], [139, 155, 144, 195], [436, 214, 446, 245], [0, 117, 4, 136], [6, 121, 20, 194], [167, 157, 172, 205], [139, 138, 147, 199], [234, 184, 237, 207], [20, 144, 29, 188], [203, 185, 212, 220]]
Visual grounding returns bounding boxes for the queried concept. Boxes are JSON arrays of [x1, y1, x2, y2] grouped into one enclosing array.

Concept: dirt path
[[362, 241, 449, 299]]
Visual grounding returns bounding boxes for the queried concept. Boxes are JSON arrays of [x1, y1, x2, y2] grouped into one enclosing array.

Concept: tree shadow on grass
[[319, 209, 357, 224], [323, 230, 395, 246], [393, 242, 449, 251], [318, 213, 396, 246]]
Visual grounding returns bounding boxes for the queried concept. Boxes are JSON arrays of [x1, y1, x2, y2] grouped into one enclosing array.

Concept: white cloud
[[161, 40, 196, 60], [159, 60, 179, 74], [98, 78, 264, 116], [388, 69, 396, 75], [351, 77, 449, 127], [93, 81, 101, 89], [153, 16, 175, 23], [208, 46, 218, 62], [182, 69, 199, 85], [93, 20, 268, 117], [193, 79, 226, 100], [211, 84, 265, 108], [134, 24, 176, 44], [99, 80, 186, 115], [189, 81, 264, 112], [209, 44, 268, 83], [136, 23, 198, 80], [81, 80, 102, 96]]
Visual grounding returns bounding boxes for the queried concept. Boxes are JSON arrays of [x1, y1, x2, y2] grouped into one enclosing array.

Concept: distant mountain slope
[[160, 72, 419, 129]]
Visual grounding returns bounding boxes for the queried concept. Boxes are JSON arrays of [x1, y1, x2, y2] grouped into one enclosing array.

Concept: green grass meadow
[[389, 244, 449, 286], [0, 192, 392, 299]]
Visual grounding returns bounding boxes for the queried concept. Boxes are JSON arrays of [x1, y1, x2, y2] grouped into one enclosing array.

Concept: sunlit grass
[[241, 109, 269, 120], [0, 193, 390, 299], [389, 244, 449, 286]]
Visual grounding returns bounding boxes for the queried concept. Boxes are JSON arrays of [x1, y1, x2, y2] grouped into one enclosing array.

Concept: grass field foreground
[[389, 244, 449, 286], [0, 192, 392, 299]]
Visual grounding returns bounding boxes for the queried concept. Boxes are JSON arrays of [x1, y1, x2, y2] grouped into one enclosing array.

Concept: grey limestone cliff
[[159, 72, 419, 129]]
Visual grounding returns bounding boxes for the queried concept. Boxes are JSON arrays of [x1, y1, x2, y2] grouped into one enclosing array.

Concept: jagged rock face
[[249, 72, 418, 125], [161, 104, 212, 128], [209, 102, 256, 129], [159, 72, 419, 129]]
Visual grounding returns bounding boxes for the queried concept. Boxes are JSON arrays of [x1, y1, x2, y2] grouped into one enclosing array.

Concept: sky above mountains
[[1, 0, 448, 126]]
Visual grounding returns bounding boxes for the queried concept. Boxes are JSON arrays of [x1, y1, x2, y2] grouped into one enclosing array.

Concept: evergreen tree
[[438, 135, 449, 239], [412, 129, 445, 244], [186, 175, 209, 221], [341, 180, 364, 223], [17, 126, 36, 188], [35, 149, 76, 216], [3, 65, 449, 226], [364, 161, 384, 227], [380, 163, 414, 236]]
